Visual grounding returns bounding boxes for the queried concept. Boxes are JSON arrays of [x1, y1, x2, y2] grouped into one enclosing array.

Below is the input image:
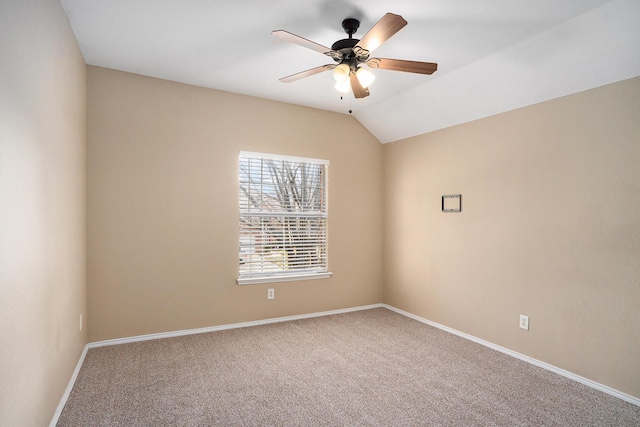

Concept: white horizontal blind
[[239, 152, 328, 280]]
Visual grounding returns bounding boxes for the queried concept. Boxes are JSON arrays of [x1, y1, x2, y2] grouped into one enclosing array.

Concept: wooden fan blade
[[350, 72, 370, 98], [272, 30, 335, 56], [368, 58, 438, 75], [355, 13, 407, 55], [279, 65, 335, 83]]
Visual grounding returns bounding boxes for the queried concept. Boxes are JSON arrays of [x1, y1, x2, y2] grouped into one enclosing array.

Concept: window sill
[[237, 272, 332, 285]]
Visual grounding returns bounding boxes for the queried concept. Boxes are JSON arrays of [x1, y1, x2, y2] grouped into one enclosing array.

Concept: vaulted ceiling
[[61, 0, 640, 143]]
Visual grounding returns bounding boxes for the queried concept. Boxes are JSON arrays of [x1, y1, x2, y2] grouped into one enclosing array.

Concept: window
[[237, 151, 331, 285]]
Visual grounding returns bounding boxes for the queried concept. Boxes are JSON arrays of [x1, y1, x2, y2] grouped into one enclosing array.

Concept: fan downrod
[[332, 18, 361, 52]]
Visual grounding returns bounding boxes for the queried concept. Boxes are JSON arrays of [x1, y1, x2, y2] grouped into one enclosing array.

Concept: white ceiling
[[61, 0, 640, 143]]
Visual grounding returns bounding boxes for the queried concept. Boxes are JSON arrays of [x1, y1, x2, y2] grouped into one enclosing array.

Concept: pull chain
[[340, 95, 354, 114]]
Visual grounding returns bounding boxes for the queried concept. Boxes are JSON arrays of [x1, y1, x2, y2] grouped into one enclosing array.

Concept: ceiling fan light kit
[[332, 63, 350, 82], [272, 13, 438, 100], [335, 78, 351, 93], [356, 68, 375, 88]]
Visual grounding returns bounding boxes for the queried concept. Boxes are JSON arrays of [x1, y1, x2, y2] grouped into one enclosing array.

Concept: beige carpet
[[57, 308, 640, 426]]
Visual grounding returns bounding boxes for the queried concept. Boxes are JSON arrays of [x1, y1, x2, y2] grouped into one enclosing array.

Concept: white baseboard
[[52, 301, 637, 424], [382, 304, 640, 407], [49, 344, 89, 427], [88, 303, 384, 348], [51, 304, 382, 425]]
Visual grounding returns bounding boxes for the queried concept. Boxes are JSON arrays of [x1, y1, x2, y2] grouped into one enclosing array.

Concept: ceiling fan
[[272, 13, 437, 99]]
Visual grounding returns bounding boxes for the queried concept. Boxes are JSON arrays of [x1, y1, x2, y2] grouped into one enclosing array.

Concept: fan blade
[[368, 58, 438, 75], [272, 30, 335, 56], [350, 72, 370, 98], [355, 13, 407, 56], [279, 65, 336, 83]]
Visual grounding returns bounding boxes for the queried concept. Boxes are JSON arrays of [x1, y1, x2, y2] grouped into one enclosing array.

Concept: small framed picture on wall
[[442, 194, 461, 212]]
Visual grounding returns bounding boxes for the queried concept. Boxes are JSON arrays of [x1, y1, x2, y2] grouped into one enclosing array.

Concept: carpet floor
[[57, 308, 640, 426]]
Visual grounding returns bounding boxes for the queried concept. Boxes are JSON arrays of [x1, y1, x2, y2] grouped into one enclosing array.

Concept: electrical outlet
[[267, 288, 274, 300], [79, 314, 83, 331], [519, 314, 529, 330]]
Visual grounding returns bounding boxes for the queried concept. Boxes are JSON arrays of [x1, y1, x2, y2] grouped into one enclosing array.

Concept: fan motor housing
[[331, 38, 359, 52]]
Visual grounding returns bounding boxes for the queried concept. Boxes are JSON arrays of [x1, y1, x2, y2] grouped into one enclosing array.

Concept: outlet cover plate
[[520, 314, 529, 330]]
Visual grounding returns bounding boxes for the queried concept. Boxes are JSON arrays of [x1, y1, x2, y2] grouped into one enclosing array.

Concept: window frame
[[237, 151, 332, 285]]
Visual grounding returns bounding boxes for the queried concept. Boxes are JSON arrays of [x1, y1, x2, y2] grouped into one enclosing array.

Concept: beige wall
[[0, 0, 87, 425], [86, 66, 383, 342], [384, 76, 640, 399]]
